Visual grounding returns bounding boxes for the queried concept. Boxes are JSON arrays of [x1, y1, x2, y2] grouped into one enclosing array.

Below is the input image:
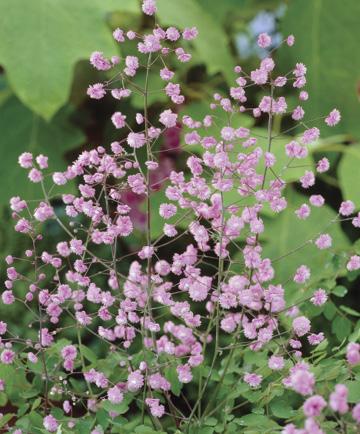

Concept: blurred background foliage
[[0, 0, 359, 346]]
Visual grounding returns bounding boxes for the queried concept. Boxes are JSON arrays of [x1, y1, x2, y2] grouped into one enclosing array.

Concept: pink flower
[[63, 400, 71, 414], [28, 168, 43, 183], [353, 213, 360, 227], [127, 370, 144, 392], [164, 224, 177, 237], [347, 255, 360, 271], [268, 355, 284, 370], [15, 218, 32, 233], [145, 398, 165, 418], [148, 373, 170, 391], [300, 170, 315, 188], [142, 0, 157, 16], [128, 174, 146, 195], [315, 233, 332, 249], [244, 372, 262, 388], [303, 395, 327, 417], [61, 345, 77, 361], [127, 132, 146, 149], [36, 154, 48, 169], [339, 200, 355, 216], [309, 195, 325, 207], [10, 196, 27, 212], [43, 415, 58, 432], [159, 203, 177, 219], [188, 276, 211, 302], [124, 56, 139, 77], [289, 363, 315, 396], [292, 105, 304, 120], [2, 290, 15, 305], [111, 112, 126, 129], [160, 68, 174, 81], [257, 33, 271, 48], [294, 265, 310, 283], [295, 204, 310, 220], [90, 51, 111, 71], [301, 127, 319, 145], [317, 157, 330, 173], [308, 332, 324, 345], [299, 91, 308, 101], [87, 83, 106, 99], [293, 316, 311, 337], [138, 245, 154, 259], [177, 364, 192, 383], [311, 289, 327, 306], [40, 328, 54, 347], [287, 35, 295, 46], [113, 28, 125, 42], [346, 342, 360, 366], [329, 384, 348, 414], [294, 63, 307, 77], [159, 109, 178, 128], [34, 202, 54, 222], [325, 109, 341, 126], [182, 27, 198, 40], [251, 68, 268, 85], [28, 352, 38, 363], [108, 386, 124, 404], [53, 172, 67, 185], [0, 322, 7, 335], [18, 152, 33, 168], [116, 216, 133, 237], [352, 403, 360, 423], [0, 349, 15, 364], [166, 27, 180, 41]]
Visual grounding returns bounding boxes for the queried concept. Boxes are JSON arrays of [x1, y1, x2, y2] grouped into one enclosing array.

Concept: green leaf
[[332, 285, 348, 297], [339, 305, 360, 317], [79, 345, 98, 364], [280, 0, 360, 139], [102, 399, 129, 415], [0, 0, 138, 119], [75, 418, 96, 434], [235, 414, 280, 429], [31, 397, 42, 412], [345, 381, 360, 403], [323, 301, 337, 320], [164, 366, 183, 396], [331, 316, 352, 341], [0, 392, 7, 407], [0, 413, 15, 429], [0, 364, 31, 403], [270, 398, 295, 419], [338, 144, 360, 206], [0, 96, 84, 207], [204, 417, 218, 427], [134, 426, 166, 434], [157, 0, 234, 83]]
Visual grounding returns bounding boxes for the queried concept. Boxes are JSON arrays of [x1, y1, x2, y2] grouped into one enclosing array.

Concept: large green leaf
[[280, 0, 360, 139], [0, 0, 137, 119], [338, 143, 360, 206], [261, 187, 349, 290], [0, 96, 85, 206], [157, 0, 234, 83]]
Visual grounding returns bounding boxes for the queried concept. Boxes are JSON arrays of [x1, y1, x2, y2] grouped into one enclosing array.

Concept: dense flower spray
[[1, 1, 359, 432]]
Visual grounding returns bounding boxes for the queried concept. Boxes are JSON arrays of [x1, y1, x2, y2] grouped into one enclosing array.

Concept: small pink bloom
[[257, 32, 271, 48]]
